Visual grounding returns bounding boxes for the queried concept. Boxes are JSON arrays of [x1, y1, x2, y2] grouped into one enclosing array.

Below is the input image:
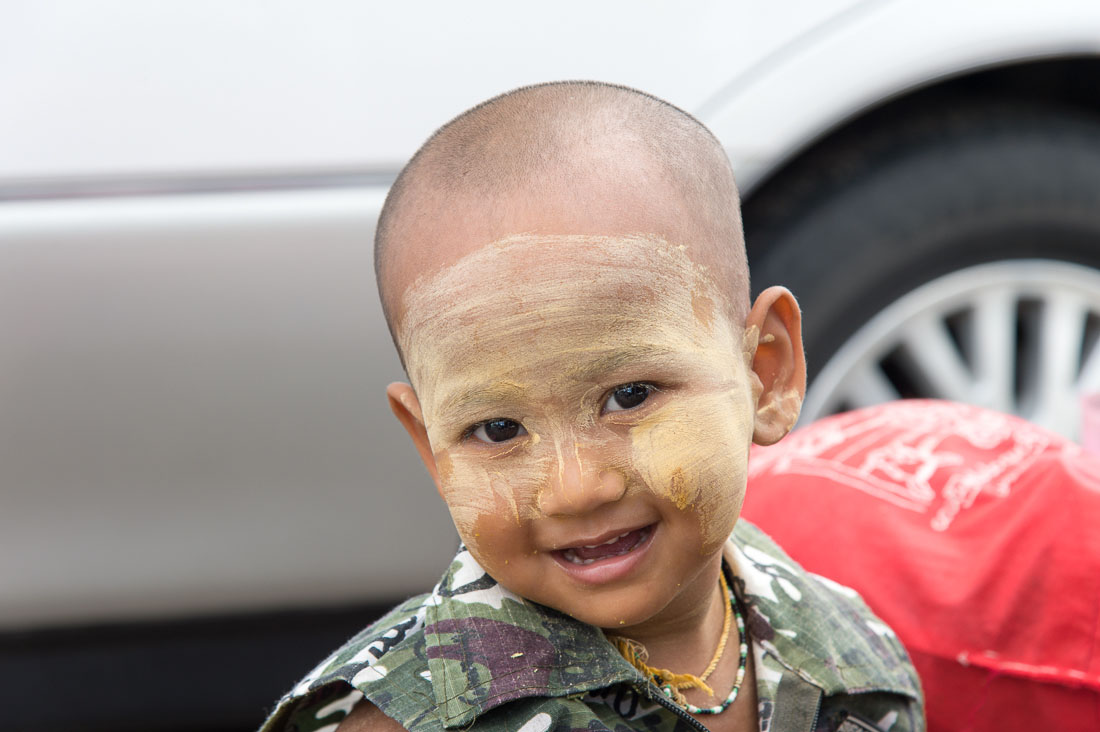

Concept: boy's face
[[389, 233, 803, 632]]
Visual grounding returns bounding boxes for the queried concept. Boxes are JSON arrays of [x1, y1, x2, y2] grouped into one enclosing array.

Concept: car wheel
[[746, 104, 1100, 439]]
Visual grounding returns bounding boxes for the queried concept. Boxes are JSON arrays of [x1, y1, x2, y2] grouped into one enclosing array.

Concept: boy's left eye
[[470, 418, 526, 444], [603, 382, 654, 413]]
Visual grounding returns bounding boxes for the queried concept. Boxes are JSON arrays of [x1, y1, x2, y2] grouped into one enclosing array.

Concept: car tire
[[746, 103, 1100, 438]]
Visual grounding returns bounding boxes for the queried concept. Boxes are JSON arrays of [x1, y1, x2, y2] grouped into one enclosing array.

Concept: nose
[[538, 439, 627, 517]]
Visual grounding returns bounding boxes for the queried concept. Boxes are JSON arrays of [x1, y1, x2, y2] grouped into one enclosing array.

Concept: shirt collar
[[423, 548, 642, 728], [424, 522, 920, 727]]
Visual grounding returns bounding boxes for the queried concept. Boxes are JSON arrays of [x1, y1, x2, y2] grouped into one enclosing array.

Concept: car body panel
[[707, 0, 1100, 188], [1, 0, 864, 181], [2, 0, 1099, 629]]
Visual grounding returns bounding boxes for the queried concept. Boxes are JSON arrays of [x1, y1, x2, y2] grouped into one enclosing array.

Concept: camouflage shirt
[[259, 521, 923, 732]]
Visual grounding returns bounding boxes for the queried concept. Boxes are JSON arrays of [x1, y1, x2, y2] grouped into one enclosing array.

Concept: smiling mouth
[[557, 525, 653, 565]]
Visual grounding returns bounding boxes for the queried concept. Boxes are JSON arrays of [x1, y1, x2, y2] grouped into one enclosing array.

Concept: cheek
[[629, 390, 754, 551], [434, 449, 548, 555]]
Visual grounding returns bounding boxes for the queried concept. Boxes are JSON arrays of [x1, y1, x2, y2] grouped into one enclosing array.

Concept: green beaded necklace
[[665, 595, 747, 715]]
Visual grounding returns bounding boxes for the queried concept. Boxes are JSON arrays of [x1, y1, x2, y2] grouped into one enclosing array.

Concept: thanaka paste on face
[[398, 234, 758, 557]]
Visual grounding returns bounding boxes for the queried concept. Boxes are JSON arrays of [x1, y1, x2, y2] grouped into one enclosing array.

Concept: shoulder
[[729, 521, 924, 724], [731, 519, 911, 661], [258, 593, 433, 732]]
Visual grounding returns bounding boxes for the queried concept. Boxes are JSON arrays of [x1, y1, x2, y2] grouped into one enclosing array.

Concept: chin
[[561, 591, 669, 632]]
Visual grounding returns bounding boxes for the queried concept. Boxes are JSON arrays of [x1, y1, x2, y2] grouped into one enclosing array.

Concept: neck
[[608, 554, 728, 675]]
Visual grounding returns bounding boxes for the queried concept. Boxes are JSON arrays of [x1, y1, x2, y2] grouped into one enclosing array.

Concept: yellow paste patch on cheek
[[438, 449, 548, 537], [398, 234, 753, 546], [628, 380, 754, 551]]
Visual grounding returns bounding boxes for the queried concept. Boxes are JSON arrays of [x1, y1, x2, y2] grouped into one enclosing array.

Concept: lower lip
[[550, 524, 656, 585]]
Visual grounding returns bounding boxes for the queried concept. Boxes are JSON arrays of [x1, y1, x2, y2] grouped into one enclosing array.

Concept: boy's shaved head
[[381, 81, 809, 639], [375, 80, 749, 353]]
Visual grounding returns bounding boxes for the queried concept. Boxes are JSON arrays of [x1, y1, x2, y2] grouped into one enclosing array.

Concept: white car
[[3, 2, 1100, 729]]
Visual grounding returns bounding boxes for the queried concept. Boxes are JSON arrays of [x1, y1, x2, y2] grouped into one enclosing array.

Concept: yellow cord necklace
[[608, 572, 748, 714]]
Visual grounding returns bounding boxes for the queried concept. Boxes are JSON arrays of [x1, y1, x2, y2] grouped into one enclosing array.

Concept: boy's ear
[[386, 382, 442, 492], [745, 286, 807, 446]]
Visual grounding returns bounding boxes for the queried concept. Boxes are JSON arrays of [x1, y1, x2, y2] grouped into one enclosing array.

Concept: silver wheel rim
[[801, 260, 1100, 440]]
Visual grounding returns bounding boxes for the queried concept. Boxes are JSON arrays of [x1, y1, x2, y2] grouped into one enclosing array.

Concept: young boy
[[259, 81, 923, 732]]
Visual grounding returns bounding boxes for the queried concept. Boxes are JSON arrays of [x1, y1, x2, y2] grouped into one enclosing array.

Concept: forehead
[[383, 160, 738, 323], [398, 234, 737, 400]]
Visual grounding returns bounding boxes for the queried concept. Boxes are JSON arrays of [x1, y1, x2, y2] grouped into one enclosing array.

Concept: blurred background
[[3, 2, 1100, 730]]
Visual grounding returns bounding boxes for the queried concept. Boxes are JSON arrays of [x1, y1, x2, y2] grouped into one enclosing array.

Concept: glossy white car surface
[[3, 0, 1099, 631]]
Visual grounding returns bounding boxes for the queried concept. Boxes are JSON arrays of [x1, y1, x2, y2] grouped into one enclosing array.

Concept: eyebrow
[[434, 343, 685, 425], [563, 343, 684, 382], [436, 381, 529, 426]]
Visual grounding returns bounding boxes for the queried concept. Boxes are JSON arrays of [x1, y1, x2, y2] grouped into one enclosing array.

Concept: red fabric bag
[[742, 400, 1100, 731]]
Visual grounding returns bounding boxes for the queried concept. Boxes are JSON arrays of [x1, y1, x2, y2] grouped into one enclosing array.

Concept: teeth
[[562, 549, 596, 565], [581, 531, 631, 549], [561, 529, 645, 566]]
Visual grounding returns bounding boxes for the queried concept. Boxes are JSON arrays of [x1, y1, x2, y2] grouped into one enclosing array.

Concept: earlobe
[[745, 286, 807, 445], [386, 382, 443, 492]]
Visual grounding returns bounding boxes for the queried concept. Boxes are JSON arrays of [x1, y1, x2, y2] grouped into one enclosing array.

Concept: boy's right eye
[[470, 418, 526, 444]]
